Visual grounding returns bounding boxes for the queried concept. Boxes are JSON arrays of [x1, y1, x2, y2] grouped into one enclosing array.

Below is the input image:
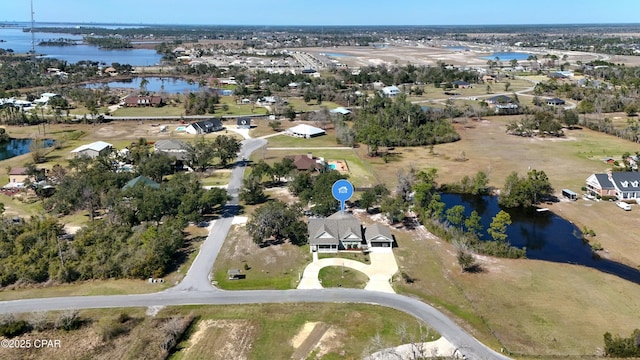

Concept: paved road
[[0, 289, 508, 359], [0, 136, 510, 359], [171, 138, 266, 292]]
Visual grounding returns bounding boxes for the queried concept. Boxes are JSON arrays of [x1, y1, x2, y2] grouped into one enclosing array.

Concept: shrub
[[54, 310, 82, 331], [0, 315, 32, 338]]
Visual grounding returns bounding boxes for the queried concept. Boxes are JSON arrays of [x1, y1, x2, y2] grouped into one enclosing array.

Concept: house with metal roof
[[70, 141, 113, 158], [308, 212, 394, 253], [586, 171, 640, 200], [286, 124, 325, 138]]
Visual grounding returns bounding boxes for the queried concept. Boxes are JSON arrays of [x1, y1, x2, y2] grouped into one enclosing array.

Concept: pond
[[86, 77, 201, 93], [481, 52, 532, 61], [0, 138, 54, 161], [441, 193, 640, 284]]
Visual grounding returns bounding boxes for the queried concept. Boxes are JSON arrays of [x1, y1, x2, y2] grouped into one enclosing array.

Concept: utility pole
[[30, 0, 36, 59]]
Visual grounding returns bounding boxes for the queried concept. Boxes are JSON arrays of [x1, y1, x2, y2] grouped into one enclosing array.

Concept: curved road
[[0, 137, 509, 360]]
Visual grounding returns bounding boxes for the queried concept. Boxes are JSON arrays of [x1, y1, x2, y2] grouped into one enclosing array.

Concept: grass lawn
[[285, 98, 342, 112], [199, 170, 231, 186], [212, 225, 312, 290], [318, 251, 370, 264], [112, 105, 186, 117], [318, 266, 368, 289], [217, 97, 268, 116], [265, 132, 341, 148]]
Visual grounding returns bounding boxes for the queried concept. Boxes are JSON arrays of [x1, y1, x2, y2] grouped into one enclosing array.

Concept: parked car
[[616, 201, 632, 211]]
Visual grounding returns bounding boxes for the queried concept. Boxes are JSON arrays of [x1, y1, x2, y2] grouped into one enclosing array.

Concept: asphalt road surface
[[0, 137, 510, 360]]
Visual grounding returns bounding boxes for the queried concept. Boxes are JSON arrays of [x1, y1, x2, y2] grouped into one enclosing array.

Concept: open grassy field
[[391, 222, 640, 358], [265, 132, 340, 148], [112, 105, 186, 117], [0, 304, 438, 360], [407, 78, 534, 102]]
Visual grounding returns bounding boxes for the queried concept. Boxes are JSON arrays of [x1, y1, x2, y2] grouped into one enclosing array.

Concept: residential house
[[237, 117, 251, 129], [485, 95, 519, 114], [104, 67, 118, 76], [482, 74, 497, 83], [33, 93, 60, 106], [70, 141, 113, 158], [122, 175, 161, 190], [185, 118, 223, 134], [453, 80, 471, 89], [286, 153, 327, 172], [308, 212, 394, 253], [381, 85, 401, 97], [546, 97, 566, 106], [286, 124, 326, 138], [7, 167, 43, 186], [586, 171, 640, 200], [154, 139, 188, 160], [123, 95, 164, 107]]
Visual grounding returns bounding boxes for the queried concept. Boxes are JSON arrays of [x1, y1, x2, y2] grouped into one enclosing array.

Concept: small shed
[[562, 189, 578, 201], [227, 269, 245, 280]]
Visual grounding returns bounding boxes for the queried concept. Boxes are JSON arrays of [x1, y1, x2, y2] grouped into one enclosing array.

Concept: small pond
[[0, 138, 54, 161], [441, 193, 640, 284]]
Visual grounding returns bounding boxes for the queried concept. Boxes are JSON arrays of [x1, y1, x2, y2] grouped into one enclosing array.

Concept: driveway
[[298, 247, 398, 293]]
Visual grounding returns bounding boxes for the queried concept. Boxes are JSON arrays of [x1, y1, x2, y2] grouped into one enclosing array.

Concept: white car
[[616, 202, 632, 211]]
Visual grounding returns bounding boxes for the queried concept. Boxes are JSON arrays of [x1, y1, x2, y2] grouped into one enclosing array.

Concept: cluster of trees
[[337, 63, 481, 89], [85, 36, 132, 49], [245, 200, 307, 246], [506, 111, 564, 137], [289, 170, 347, 217], [184, 91, 219, 115], [604, 329, 640, 357], [405, 168, 525, 262], [499, 170, 554, 208], [44, 146, 229, 225], [0, 215, 190, 286], [355, 93, 460, 155], [183, 135, 241, 170], [240, 158, 297, 205]]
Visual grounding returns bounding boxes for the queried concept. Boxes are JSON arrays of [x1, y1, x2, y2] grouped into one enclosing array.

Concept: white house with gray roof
[[586, 171, 640, 201], [308, 212, 394, 253]]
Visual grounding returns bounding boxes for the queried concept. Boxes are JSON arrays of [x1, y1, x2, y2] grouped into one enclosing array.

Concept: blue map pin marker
[[332, 179, 354, 214]]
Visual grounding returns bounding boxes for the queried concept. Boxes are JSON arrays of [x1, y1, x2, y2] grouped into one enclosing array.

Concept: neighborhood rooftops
[[154, 139, 187, 152]]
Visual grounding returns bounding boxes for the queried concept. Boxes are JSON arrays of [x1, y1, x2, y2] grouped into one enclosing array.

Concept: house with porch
[[586, 171, 640, 201], [308, 212, 394, 253]]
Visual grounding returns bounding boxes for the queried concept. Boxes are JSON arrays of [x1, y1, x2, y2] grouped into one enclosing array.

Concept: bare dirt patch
[[290, 322, 342, 360], [181, 319, 257, 360]]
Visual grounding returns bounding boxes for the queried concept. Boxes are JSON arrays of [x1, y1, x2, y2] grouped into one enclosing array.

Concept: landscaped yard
[[318, 266, 368, 289]]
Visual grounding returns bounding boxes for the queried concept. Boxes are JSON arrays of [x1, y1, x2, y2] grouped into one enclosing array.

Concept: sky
[[1, 0, 640, 26]]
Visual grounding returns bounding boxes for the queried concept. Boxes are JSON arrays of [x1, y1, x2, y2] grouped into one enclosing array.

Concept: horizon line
[[2, 20, 640, 27]]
